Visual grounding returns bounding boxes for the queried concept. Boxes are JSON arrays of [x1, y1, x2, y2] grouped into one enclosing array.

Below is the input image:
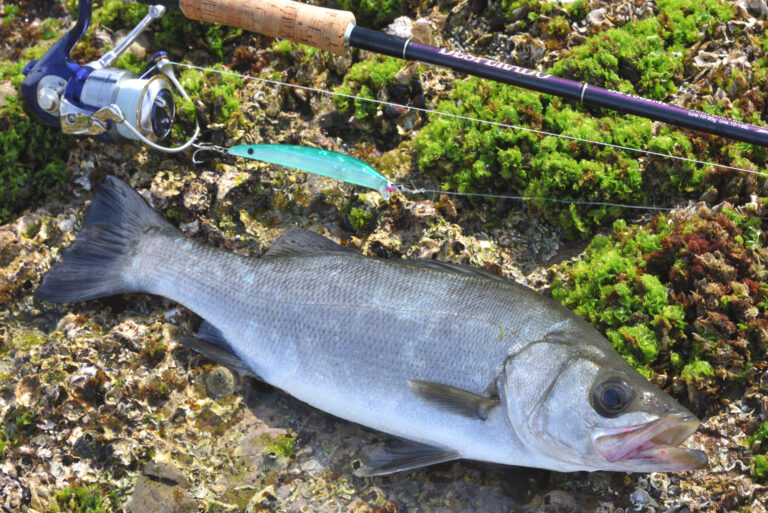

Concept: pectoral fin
[[355, 439, 459, 476], [407, 379, 498, 420]]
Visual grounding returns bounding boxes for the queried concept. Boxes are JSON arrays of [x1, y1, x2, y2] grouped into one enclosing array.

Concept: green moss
[[178, 64, 243, 124], [113, 52, 144, 74], [140, 339, 167, 367], [265, 434, 296, 458], [334, 56, 404, 121], [565, 0, 589, 20], [552, 218, 687, 374], [153, 10, 242, 60], [754, 454, 768, 479], [2, 3, 20, 24], [11, 407, 36, 430], [410, 67, 711, 238], [91, 0, 148, 29], [271, 40, 319, 65], [50, 485, 115, 513], [165, 208, 180, 222], [403, 0, 746, 238], [13, 329, 47, 351], [0, 68, 70, 224], [337, 0, 405, 29], [273, 39, 293, 57], [551, 0, 732, 99], [45, 370, 67, 386], [748, 422, 768, 446], [499, 0, 553, 18], [349, 207, 373, 231], [545, 16, 570, 37], [680, 359, 714, 380]]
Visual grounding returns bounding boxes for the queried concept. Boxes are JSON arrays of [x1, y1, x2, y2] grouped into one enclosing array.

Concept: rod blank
[[349, 26, 768, 148]]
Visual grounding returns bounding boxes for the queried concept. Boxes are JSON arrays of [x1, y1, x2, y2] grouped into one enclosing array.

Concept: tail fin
[[35, 176, 174, 303]]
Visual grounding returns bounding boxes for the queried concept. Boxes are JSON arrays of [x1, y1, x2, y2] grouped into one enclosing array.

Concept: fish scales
[[35, 177, 707, 474], [128, 230, 545, 462], [135, 231, 556, 396]]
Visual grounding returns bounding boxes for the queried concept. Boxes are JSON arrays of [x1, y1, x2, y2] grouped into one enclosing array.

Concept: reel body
[[21, 0, 191, 149]]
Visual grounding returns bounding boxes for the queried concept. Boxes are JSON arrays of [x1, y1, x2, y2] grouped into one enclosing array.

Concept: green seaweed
[[265, 434, 296, 458], [178, 63, 243, 124], [499, 0, 554, 18], [555, 206, 768, 402], [754, 454, 768, 479], [337, 0, 406, 29], [680, 359, 714, 379], [349, 207, 374, 231], [748, 422, 768, 480], [552, 219, 684, 375], [335, 55, 404, 121], [0, 85, 70, 224], [0, 36, 70, 223], [398, 0, 748, 237], [271, 39, 320, 65], [551, 0, 732, 98], [90, 0, 148, 29], [50, 486, 116, 513], [2, 3, 20, 24]]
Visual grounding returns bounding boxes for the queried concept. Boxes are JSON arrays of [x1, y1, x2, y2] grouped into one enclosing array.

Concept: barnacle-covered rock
[[2, 0, 768, 511], [205, 365, 236, 399], [126, 461, 195, 513], [0, 469, 30, 513]]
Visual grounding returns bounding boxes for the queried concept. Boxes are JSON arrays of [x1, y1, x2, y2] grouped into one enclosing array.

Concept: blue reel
[[21, 0, 197, 151]]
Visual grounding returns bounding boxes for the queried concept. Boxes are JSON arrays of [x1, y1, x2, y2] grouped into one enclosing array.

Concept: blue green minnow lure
[[227, 144, 397, 199]]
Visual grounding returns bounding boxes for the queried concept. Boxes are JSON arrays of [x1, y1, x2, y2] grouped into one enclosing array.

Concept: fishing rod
[[21, 0, 768, 150], [133, 0, 768, 147], [17, 0, 767, 220]]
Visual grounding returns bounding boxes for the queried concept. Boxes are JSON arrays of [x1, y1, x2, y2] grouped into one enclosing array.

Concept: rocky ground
[[2, 0, 768, 511]]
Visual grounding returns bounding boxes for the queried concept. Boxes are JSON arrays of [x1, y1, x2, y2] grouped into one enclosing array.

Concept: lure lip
[[593, 414, 707, 471]]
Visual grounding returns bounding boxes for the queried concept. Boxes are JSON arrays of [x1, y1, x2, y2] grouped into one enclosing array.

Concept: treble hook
[[192, 142, 229, 164]]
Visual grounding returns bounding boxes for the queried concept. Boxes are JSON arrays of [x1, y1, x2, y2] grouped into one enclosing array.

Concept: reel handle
[[178, 0, 355, 55]]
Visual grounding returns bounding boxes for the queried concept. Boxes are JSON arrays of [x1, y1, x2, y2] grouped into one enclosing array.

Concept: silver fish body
[[36, 177, 707, 474]]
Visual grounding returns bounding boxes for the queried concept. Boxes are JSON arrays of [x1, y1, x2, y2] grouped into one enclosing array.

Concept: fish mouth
[[594, 415, 707, 472]]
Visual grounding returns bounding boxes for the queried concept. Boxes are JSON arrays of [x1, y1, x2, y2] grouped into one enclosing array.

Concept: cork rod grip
[[179, 0, 356, 55]]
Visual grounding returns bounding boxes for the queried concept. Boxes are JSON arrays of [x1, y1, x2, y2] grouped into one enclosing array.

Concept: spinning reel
[[21, 0, 198, 152]]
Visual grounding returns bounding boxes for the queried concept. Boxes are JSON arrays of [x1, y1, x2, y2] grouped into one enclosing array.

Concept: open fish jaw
[[594, 415, 707, 471]]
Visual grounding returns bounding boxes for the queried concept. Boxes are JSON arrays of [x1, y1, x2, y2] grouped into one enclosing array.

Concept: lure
[[196, 144, 398, 199], [194, 142, 708, 216]]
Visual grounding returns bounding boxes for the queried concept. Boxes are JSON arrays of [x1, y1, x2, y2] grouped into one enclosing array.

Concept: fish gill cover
[[1, 0, 768, 510]]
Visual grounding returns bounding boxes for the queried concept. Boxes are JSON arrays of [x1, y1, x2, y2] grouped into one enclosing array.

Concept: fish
[[35, 176, 707, 475]]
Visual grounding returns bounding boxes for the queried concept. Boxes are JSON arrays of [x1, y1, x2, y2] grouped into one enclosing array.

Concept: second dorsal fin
[[263, 227, 355, 259]]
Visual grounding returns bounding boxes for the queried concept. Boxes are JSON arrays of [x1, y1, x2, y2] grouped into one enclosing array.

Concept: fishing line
[[162, 61, 766, 178], [401, 188, 768, 222], [404, 188, 676, 212], [147, 62, 768, 221]]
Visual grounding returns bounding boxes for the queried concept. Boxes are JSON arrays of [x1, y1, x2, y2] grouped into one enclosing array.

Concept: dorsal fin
[[263, 227, 355, 258]]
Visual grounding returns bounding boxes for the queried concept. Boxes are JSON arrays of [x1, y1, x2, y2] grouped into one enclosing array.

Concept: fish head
[[501, 327, 707, 473]]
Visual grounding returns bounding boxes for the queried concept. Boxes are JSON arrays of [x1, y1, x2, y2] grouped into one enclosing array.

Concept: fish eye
[[591, 375, 633, 417]]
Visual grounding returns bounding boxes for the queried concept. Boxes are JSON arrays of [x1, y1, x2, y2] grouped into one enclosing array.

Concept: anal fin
[[407, 379, 498, 420], [183, 321, 260, 380], [355, 439, 459, 477]]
